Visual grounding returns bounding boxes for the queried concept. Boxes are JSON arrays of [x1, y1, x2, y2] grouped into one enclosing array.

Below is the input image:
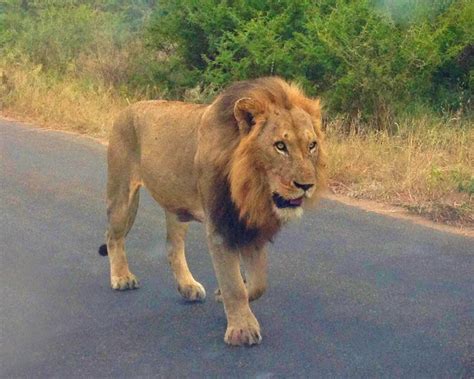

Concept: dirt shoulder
[[325, 193, 473, 238], [2, 113, 473, 238]]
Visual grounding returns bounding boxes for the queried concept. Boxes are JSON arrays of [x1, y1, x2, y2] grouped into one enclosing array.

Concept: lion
[[98, 77, 327, 346]]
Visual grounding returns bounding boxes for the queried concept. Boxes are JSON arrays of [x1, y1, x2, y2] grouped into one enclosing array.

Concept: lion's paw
[[111, 273, 139, 290], [178, 281, 206, 302], [225, 317, 262, 346]]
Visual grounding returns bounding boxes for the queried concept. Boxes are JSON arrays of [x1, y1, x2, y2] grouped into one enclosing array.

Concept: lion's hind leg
[[214, 246, 267, 303], [241, 246, 267, 301], [165, 211, 206, 301], [105, 181, 141, 290], [103, 127, 142, 290]]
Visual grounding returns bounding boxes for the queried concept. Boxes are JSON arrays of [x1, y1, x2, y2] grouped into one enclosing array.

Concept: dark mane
[[209, 173, 261, 249]]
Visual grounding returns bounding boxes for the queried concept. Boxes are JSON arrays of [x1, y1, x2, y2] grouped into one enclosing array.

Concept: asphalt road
[[1, 119, 473, 378]]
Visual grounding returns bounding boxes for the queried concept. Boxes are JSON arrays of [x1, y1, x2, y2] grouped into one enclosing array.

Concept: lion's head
[[208, 77, 327, 244]]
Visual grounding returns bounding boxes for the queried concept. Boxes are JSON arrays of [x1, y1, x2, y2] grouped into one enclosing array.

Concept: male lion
[[98, 77, 326, 346]]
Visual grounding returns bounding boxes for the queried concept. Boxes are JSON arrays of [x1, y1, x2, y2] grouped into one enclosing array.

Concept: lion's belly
[[141, 166, 203, 222]]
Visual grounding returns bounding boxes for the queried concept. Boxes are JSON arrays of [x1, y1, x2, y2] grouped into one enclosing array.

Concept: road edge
[[2, 114, 472, 239]]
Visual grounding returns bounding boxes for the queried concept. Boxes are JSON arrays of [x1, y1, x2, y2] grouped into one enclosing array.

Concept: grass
[[326, 118, 473, 226], [0, 61, 129, 139], [1, 62, 473, 228]]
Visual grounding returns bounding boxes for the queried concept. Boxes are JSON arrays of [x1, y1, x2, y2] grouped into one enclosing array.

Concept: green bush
[[0, 0, 156, 90], [146, 0, 473, 125], [2, 2, 111, 71]]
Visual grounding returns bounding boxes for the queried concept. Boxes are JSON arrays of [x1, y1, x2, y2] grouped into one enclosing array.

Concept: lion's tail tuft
[[98, 244, 108, 257]]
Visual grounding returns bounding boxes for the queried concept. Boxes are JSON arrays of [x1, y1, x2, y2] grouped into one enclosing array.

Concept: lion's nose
[[293, 181, 314, 191]]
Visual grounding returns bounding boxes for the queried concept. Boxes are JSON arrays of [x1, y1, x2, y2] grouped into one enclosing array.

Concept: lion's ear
[[300, 97, 322, 133], [234, 97, 265, 134]]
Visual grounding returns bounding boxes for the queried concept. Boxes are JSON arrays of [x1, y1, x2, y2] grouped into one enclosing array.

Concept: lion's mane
[[204, 77, 327, 249]]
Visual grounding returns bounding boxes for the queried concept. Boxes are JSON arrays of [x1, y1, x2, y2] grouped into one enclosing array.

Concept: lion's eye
[[309, 141, 317, 152], [275, 141, 287, 153]]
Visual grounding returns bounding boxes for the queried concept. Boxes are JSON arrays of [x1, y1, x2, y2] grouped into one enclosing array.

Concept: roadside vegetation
[[1, 0, 472, 227]]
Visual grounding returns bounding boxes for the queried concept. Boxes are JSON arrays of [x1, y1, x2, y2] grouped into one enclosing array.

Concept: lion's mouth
[[272, 193, 304, 209]]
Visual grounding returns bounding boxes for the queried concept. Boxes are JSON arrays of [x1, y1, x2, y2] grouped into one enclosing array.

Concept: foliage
[[146, 0, 473, 125], [0, 0, 156, 91]]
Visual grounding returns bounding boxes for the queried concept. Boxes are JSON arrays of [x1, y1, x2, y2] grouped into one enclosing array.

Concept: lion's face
[[230, 96, 326, 228], [254, 106, 321, 221]]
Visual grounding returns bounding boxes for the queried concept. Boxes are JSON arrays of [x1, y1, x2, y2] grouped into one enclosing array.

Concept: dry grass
[[1, 63, 473, 227], [326, 119, 474, 226], [0, 62, 130, 139]]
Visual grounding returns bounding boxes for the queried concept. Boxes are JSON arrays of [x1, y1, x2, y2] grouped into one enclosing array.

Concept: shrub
[[146, 0, 473, 126], [0, 0, 156, 92]]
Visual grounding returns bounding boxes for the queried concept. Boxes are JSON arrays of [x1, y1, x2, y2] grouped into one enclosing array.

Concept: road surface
[[1, 120, 473, 377]]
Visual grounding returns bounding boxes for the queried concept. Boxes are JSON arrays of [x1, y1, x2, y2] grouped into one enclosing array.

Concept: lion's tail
[[98, 244, 108, 256]]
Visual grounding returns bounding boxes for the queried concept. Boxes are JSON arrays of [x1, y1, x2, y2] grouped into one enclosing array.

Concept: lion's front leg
[[241, 246, 267, 302], [215, 246, 267, 303], [207, 228, 262, 346]]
